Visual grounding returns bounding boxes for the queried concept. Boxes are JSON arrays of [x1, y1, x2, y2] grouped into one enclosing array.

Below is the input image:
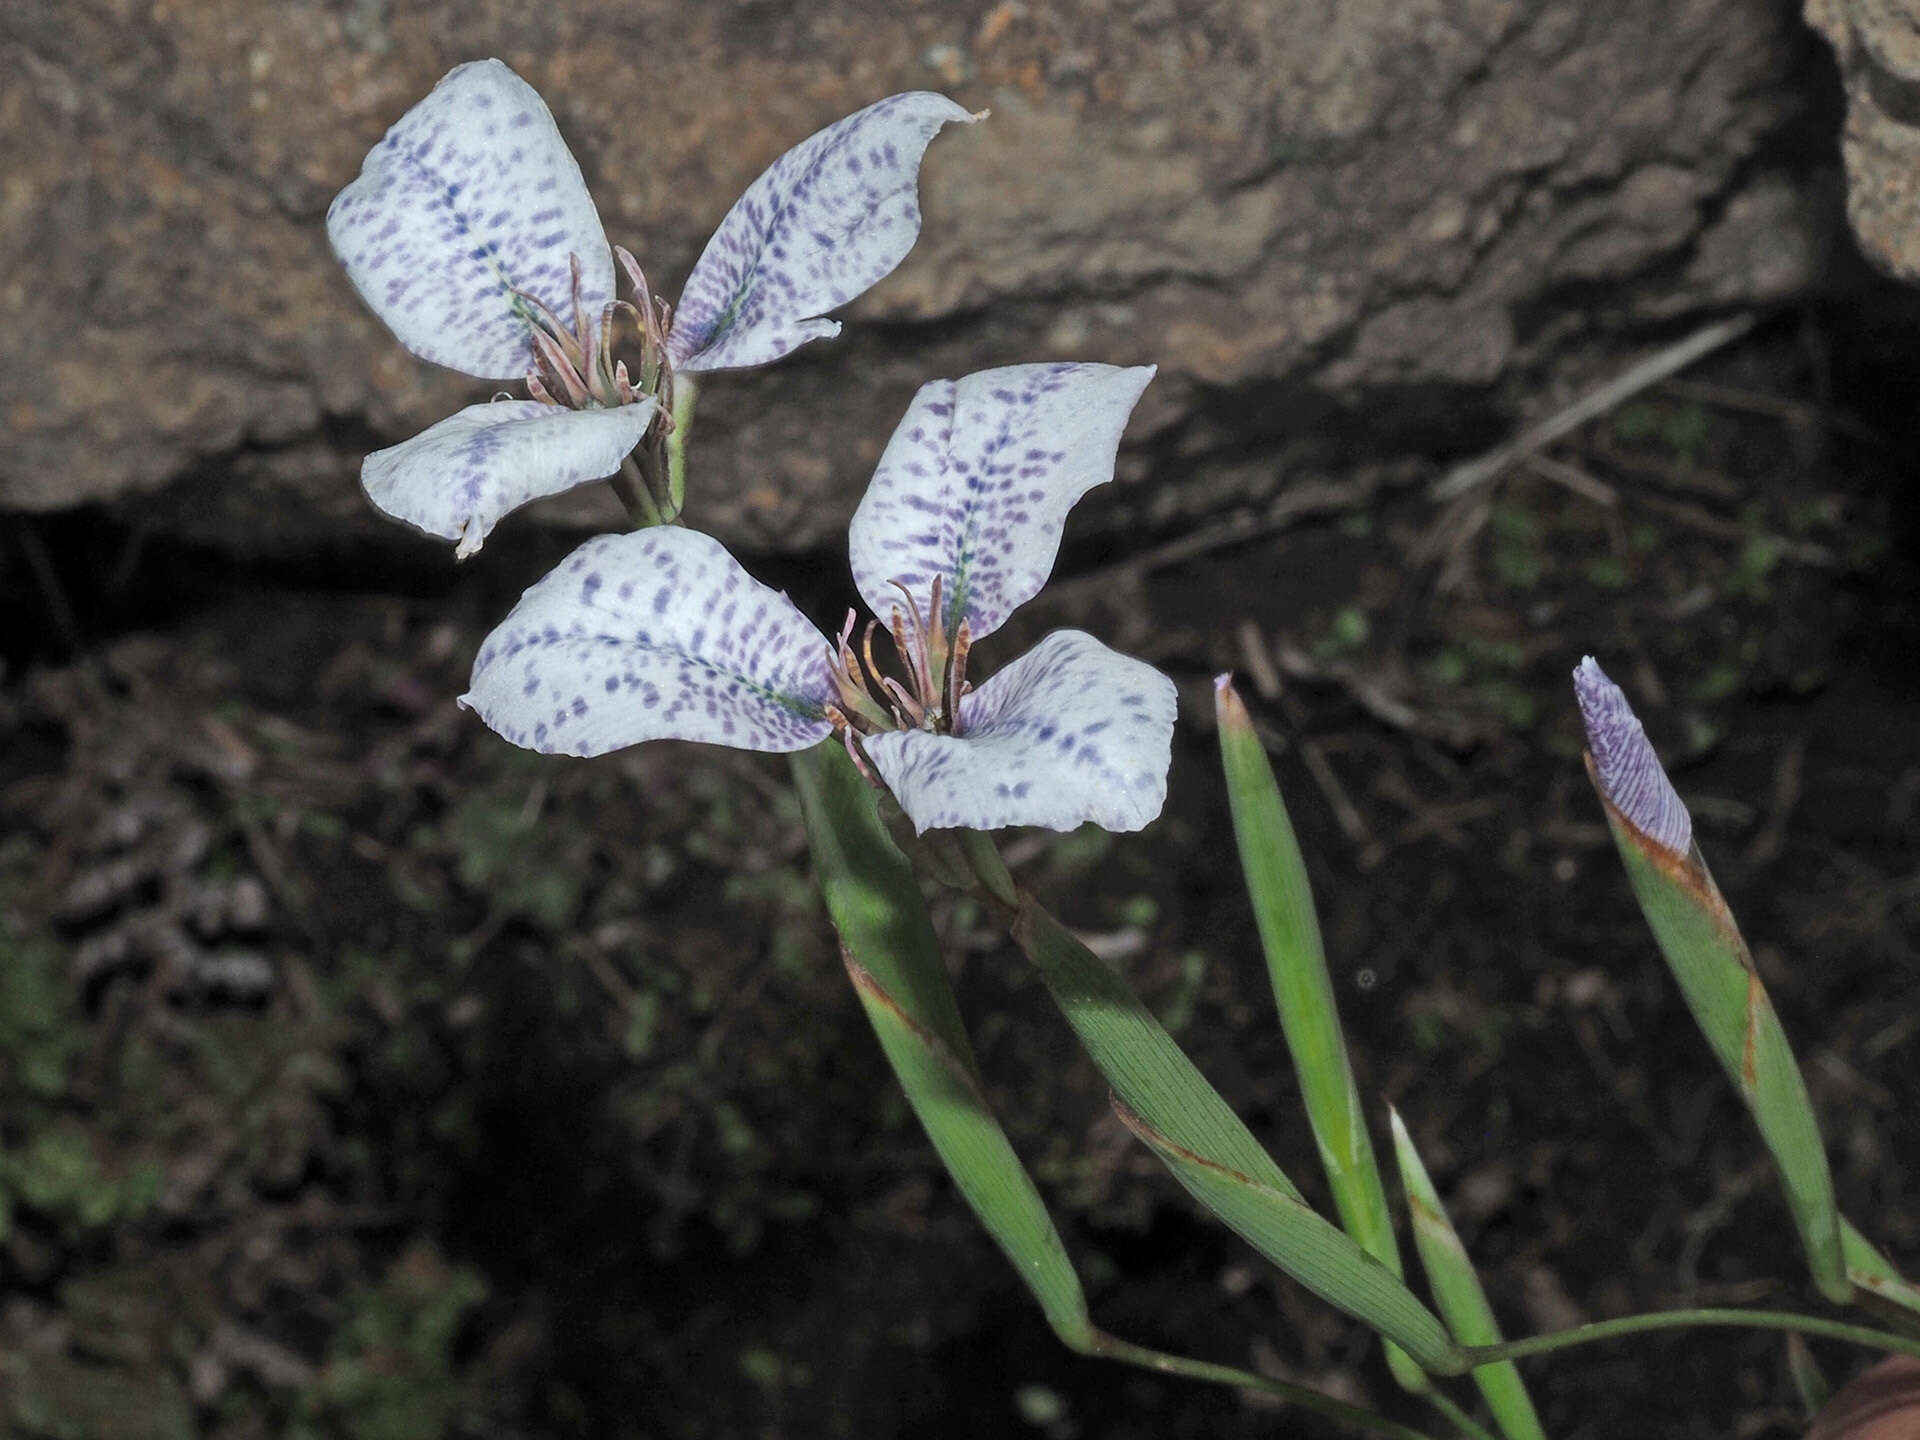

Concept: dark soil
[[1, 304, 1917, 1440]]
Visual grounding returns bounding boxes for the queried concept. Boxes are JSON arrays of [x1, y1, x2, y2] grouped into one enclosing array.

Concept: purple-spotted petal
[[848, 363, 1155, 640], [863, 630, 1177, 834], [666, 92, 976, 374], [327, 59, 613, 379], [1573, 656, 1693, 857], [460, 528, 836, 757], [361, 399, 655, 558]]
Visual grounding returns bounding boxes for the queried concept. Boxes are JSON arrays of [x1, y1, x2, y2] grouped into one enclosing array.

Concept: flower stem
[[1459, 1308, 1920, 1370], [611, 454, 664, 528], [956, 827, 1017, 909], [1088, 1332, 1443, 1440], [666, 374, 699, 522]]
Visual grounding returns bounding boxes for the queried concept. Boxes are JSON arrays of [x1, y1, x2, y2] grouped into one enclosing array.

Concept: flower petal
[[848, 364, 1155, 642], [863, 630, 1176, 834], [327, 59, 613, 379], [361, 399, 655, 557], [460, 528, 837, 757], [667, 92, 976, 374], [1573, 656, 1693, 856]]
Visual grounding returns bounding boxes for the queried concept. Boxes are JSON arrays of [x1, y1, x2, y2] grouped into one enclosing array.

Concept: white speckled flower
[[1573, 656, 1693, 857], [329, 59, 975, 556], [460, 362, 1177, 834]]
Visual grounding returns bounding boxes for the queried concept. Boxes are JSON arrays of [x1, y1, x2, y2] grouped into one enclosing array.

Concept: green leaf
[[1006, 887, 1462, 1374], [1217, 679, 1426, 1392], [1843, 1220, 1920, 1330], [1597, 788, 1847, 1301], [1390, 1108, 1548, 1440], [796, 747, 1452, 1440], [791, 742, 1095, 1349]]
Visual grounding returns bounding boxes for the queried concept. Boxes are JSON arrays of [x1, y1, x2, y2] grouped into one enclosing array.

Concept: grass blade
[[1576, 664, 1846, 1300], [1390, 1108, 1548, 1440], [990, 862, 1461, 1374], [791, 742, 1094, 1348], [1217, 678, 1427, 1391], [1597, 787, 1847, 1301], [796, 746, 1452, 1439], [1843, 1221, 1920, 1332]]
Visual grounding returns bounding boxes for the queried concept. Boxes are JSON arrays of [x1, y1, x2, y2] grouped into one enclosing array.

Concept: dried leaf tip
[[1573, 656, 1692, 857], [1213, 672, 1253, 730]]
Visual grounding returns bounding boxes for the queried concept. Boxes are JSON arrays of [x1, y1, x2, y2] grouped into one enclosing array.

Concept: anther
[[860, 620, 888, 695], [946, 620, 973, 733], [925, 574, 950, 697], [567, 253, 587, 346]]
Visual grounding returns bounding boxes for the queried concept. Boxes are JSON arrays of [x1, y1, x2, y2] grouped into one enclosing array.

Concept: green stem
[[1415, 1385, 1499, 1440], [666, 373, 698, 522], [1091, 1333, 1440, 1440], [958, 827, 1017, 909], [1461, 1307, 1920, 1370], [612, 454, 664, 528]]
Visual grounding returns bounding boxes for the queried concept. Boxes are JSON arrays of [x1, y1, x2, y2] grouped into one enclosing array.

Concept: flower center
[[517, 247, 674, 417], [827, 574, 973, 741]]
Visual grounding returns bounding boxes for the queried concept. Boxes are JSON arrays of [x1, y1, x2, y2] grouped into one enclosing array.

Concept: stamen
[[567, 253, 588, 348], [615, 246, 667, 390], [946, 620, 973, 734], [598, 302, 618, 382], [526, 373, 559, 406], [836, 722, 880, 786], [887, 606, 918, 701], [511, 287, 584, 369], [880, 677, 925, 727], [529, 328, 589, 406], [861, 620, 888, 696], [924, 574, 950, 700], [615, 245, 656, 318], [887, 584, 936, 706], [579, 302, 604, 400]]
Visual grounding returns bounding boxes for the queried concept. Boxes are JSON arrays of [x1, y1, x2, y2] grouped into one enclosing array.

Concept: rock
[[2, 0, 1832, 557], [1806, 0, 1920, 280]]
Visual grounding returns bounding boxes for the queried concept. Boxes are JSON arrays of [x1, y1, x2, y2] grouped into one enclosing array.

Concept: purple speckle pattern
[[1573, 656, 1693, 856], [863, 630, 1177, 834], [361, 398, 655, 557], [460, 528, 837, 757], [849, 363, 1155, 640], [327, 59, 614, 380], [666, 92, 974, 374]]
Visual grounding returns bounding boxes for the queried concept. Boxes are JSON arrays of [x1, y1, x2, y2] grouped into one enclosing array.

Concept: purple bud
[[1573, 656, 1693, 857]]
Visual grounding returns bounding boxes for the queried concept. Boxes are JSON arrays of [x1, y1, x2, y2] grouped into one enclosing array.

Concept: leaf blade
[[790, 742, 1095, 1347], [1217, 678, 1424, 1390], [1601, 794, 1847, 1301], [1576, 664, 1845, 1299], [1009, 894, 1462, 1373], [1390, 1110, 1548, 1440]]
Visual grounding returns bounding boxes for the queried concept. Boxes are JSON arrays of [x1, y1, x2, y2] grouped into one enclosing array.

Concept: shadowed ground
[[2, 299, 1916, 1438]]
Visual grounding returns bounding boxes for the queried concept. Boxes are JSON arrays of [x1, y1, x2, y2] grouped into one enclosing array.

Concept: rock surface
[[1806, 0, 1920, 281], [2, 0, 1832, 556]]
